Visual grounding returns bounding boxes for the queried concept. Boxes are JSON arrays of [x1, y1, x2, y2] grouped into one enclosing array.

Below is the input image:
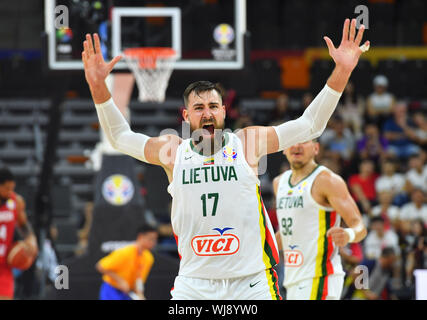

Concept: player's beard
[[289, 160, 307, 170], [190, 118, 225, 156]]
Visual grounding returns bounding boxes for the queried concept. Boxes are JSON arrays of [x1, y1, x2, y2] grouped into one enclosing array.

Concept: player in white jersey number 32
[[273, 140, 367, 300]]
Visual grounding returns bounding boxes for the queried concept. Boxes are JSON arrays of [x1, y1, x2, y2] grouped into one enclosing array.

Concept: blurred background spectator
[[370, 191, 400, 231], [404, 155, 427, 194], [408, 111, 427, 146], [405, 220, 427, 287], [364, 217, 400, 261], [343, 247, 398, 300], [366, 75, 395, 129], [320, 115, 356, 166], [337, 81, 365, 139], [375, 160, 407, 206], [270, 91, 293, 125], [356, 122, 389, 163], [348, 159, 379, 215], [399, 189, 427, 226], [383, 102, 421, 160]]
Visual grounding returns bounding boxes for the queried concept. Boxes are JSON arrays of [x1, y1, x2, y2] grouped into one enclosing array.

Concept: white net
[[123, 48, 177, 103]]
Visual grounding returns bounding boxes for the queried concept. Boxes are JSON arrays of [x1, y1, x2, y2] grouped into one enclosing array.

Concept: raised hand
[[324, 18, 369, 73], [82, 33, 122, 89]]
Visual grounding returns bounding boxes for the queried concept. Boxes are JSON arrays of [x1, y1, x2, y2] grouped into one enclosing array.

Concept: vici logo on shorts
[[191, 227, 240, 256], [284, 245, 304, 267]]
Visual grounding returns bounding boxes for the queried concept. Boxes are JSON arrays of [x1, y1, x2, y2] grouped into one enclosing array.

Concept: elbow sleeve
[[95, 98, 149, 162]]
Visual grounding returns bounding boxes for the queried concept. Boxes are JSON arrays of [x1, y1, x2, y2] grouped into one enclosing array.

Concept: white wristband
[[344, 228, 356, 243]]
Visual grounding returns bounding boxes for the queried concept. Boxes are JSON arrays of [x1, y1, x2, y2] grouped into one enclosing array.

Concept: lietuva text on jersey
[[182, 166, 238, 184], [276, 195, 304, 209]]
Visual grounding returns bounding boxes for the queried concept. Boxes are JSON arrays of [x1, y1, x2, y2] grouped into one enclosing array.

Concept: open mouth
[[202, 124, 215, 135]]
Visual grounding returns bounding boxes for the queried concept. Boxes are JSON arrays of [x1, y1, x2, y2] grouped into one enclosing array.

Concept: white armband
[[95, 98, 149, 162], [273, 84, 342, 151], [344, 228, 356, 243]]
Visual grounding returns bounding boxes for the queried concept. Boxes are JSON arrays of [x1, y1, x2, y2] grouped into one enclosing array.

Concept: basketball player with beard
[[82, 18, 369, 299], [273, 140, 367, 300], [0, 167, 38, 299]]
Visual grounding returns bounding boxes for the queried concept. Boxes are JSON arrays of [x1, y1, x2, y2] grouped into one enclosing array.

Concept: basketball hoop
[[123, 47, 177, 103]]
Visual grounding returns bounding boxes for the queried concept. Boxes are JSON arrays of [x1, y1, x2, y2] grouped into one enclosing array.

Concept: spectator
[[409, 111, 427, 146], [348, 159, 379, 215], [344, 247, 398, 300], [357, 122, 389, 162], [404, 154, 427, 194], [405, 219, 427, 286], [222, 88, 239, 128], [399, 189, 427, 226], [270, 91, 293, 125], [375, 160, 407, 206], [371, 191, 400, 230], [75, 202, 94, 257], [383, 102, 420, 160], [337, 81, 365, 138], [35, 224, 60, 288], [320, 115, 356, 163], [366, 75, 395, 128], [233, 111, 254, 130], [392, 110, 427, 150], [319, 157, 343, 176], [96, 224, 158, 300], [301, 92, 313, 110], [340, 242, 364, 272], [340, 241, 364, 300], [364, 217, 400, 260]]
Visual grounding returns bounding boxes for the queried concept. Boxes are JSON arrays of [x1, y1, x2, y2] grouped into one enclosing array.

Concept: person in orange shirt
[[96, 224, 158, 300]]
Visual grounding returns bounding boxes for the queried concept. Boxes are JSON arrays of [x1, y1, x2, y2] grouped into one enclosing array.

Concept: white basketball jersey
[[276, 165, 345, 288], [167, 132, 279, 279]]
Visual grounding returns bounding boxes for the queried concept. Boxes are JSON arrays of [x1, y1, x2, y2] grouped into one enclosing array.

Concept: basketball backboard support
[[45, 0, 246, 70]]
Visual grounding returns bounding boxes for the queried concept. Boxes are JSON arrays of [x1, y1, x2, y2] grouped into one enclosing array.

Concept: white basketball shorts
[[285, 274, 344, 300], [171, 268, 282, 300]]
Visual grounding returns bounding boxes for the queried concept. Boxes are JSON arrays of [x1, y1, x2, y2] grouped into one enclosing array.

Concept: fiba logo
[[102, 174, 134, 206], [212, 24, 236, 61], [213, 24, 235, 48], [56, 27, 73, 43], [222, 146, 237, 163]]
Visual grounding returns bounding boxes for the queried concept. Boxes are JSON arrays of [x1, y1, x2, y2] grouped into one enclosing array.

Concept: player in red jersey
[[0, 167, 38, 299]]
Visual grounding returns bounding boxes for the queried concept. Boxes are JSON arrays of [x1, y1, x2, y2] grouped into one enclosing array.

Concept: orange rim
[[123, 47, 176, 68]]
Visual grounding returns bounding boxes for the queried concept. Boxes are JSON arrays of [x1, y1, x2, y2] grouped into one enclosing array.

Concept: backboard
[[45, 0, 246, 70]]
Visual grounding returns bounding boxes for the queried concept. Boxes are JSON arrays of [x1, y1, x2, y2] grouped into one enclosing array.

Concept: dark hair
[[381, 247, 396, 257], [0, 167, 14, 185], [371, 216, 385, 224], [136, 224, 158, 237], [183, 81, 224, 108]]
